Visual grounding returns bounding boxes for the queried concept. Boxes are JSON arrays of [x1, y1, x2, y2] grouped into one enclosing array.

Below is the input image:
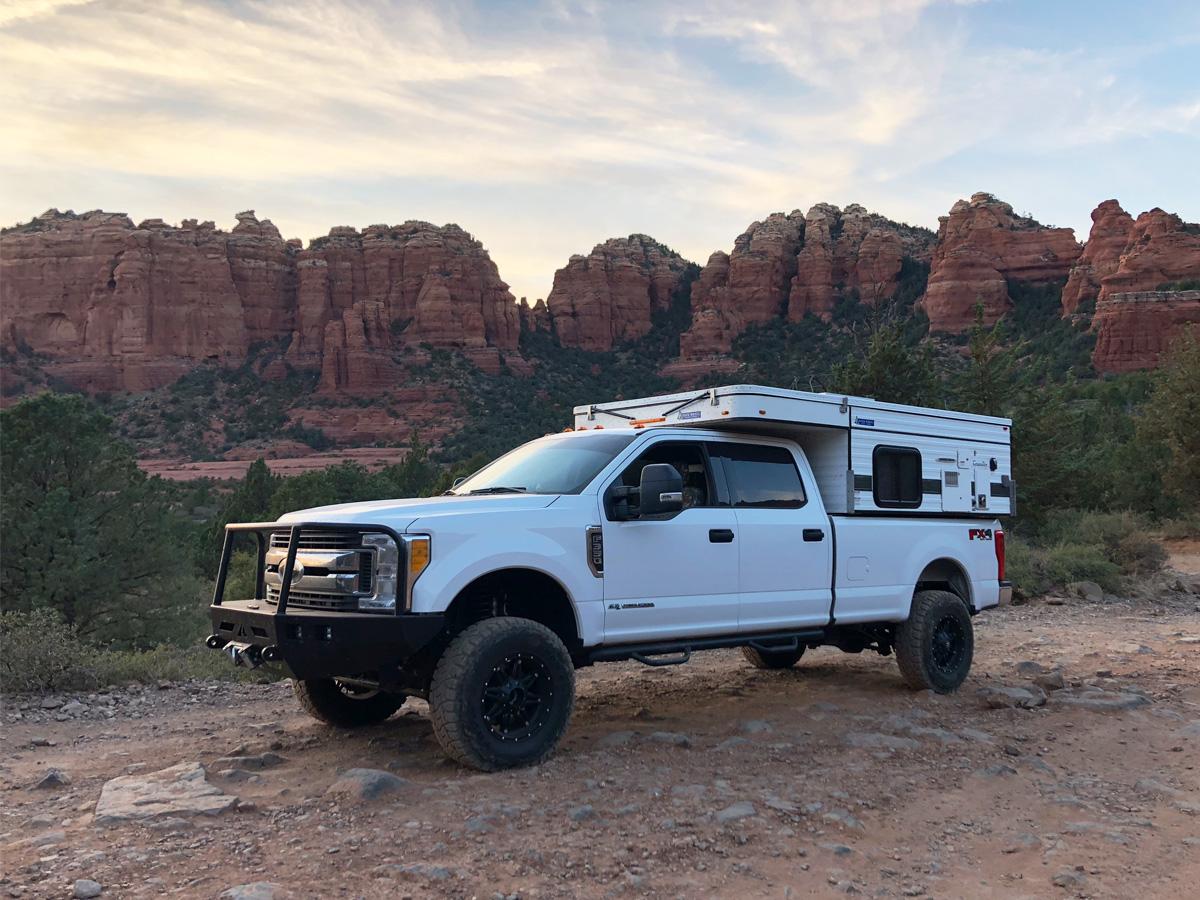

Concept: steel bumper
[[209, 599, 445, 680]]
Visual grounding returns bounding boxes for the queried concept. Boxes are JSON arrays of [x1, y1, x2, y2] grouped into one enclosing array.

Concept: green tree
[[197, 458, 278, 576], [828, 320, 943, 406], [1136, 326, 1200, 513], [956, 303, 1022, 416], [1, 393, 186, 637]]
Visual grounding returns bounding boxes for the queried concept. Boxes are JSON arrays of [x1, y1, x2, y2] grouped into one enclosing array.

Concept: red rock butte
[[3, 194, 1198, 399]]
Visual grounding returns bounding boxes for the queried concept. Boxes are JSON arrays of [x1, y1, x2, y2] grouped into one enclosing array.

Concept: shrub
[[0, 609, 263, 695], [0, 609, 99, 693], [1007, 536, 1122, 597], [1038, 510, 1165, 577]]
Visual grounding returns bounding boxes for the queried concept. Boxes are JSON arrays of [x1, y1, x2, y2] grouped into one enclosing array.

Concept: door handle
[[803, 528, 825, 542], [709, 529, 735, 543]]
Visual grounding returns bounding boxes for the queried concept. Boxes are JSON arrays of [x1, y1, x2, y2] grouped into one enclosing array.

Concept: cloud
[[1, 0, 1197, 300]]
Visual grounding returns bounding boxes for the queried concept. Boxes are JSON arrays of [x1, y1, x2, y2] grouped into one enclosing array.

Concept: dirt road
[[4, 593, 1199, 900]]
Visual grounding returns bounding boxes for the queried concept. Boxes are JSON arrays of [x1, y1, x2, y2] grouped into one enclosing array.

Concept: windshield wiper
[[466, 486, 528, 495]]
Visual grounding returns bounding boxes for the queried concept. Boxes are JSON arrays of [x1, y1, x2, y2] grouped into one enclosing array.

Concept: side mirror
[[452, 476, 466, 488], [638, 463, 683, 517]]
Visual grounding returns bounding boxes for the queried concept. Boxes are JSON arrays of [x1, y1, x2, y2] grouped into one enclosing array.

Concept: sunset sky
[[2, 0, 1197, 302]]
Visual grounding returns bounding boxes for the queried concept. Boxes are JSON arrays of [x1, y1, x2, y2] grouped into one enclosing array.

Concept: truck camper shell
[[573, 384, 1013, 517]]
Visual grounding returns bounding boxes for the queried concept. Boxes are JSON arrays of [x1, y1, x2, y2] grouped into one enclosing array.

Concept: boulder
[[94, 762, 236, 825], [324, 768, 410, 801]]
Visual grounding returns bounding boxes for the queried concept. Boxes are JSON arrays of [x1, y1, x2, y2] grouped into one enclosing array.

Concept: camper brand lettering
[[677, 411, 702, 420]]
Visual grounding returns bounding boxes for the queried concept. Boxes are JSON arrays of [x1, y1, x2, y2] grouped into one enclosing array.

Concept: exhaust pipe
[[205, 634, 226, 650]]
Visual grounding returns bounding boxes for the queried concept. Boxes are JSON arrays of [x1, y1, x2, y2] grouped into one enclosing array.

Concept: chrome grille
[[269, 530, 364, 551], [264, 529, 375, 612]]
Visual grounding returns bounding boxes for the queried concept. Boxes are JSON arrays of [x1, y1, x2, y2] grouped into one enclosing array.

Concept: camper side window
[[873, 445, 922, 508]]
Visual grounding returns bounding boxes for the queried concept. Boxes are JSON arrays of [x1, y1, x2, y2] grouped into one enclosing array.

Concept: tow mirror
[[639, 463, 683, 517]]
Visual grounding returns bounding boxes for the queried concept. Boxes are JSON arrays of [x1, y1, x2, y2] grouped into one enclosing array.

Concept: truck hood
[[276, 493, 561, 533]]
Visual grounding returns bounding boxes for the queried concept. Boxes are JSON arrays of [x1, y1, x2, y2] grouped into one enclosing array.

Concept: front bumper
[[207, 520, 443, 680], [209, 599, 444, 680], [998, 580, 1013, 606]]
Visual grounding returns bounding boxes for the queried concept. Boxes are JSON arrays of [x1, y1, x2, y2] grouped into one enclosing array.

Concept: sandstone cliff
[[545, 235, 693, 351], [290, 222, 520, 392], [680, 205, 934, 358], [1061, 200, 1135, 314], [919, 193, 1082, 332], [1085, 207, 1200, 371], [0, 209, 296, 392], [1091, 290, 1200, 372], [1, 212, 520, 394]]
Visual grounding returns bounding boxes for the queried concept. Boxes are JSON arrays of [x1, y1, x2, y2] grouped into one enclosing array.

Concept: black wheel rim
[[481, 652, 553, 743], [930, 615, 967, 677]]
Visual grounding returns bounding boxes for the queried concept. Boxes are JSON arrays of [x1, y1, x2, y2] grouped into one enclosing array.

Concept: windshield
[[451, 432, 637, 496]]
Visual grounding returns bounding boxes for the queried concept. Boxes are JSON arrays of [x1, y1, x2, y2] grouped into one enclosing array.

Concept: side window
[[714, 443, 806, 509], [615, 441, 715, 509], [873, 445, 922, 508]]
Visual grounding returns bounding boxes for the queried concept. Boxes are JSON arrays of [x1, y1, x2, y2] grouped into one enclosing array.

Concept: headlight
[[357, 533, 430, 611]]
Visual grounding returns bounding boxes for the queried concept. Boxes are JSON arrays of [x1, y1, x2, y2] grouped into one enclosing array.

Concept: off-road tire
[[429, 617, 575, 771], [293, 678, 406, 727], [741, 645, 806, 669], [895, 589, 974, 693]]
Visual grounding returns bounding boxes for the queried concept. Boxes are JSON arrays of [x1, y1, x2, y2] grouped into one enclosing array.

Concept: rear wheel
[[895, 589, 974, 693], [429, 617, 575, 771], [741, 644, 806, 669], [293, 678, 406, 727]]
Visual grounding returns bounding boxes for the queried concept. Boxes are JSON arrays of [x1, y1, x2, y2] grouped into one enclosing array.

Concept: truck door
[[600, 439, 739, 643], [708, 441, 834, 631]]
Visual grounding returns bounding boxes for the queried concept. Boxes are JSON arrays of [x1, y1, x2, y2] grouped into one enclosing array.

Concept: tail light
[[995, 529, 1006, 581]]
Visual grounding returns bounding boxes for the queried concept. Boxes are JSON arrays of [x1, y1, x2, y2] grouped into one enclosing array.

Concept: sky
[[1, 0, 1197, 302]]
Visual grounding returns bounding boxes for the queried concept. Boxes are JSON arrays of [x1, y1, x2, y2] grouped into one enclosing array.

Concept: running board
[[587, 628, 826, 666]]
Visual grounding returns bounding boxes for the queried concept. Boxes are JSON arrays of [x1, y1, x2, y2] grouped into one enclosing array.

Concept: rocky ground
[[3, 577, 1199, 899]]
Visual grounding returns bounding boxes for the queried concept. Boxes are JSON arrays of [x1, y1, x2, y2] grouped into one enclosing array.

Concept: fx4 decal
[[968, 528, 993, 541]]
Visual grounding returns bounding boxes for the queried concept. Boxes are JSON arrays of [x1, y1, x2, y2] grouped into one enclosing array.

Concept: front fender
[[408, 521, 603, 644]]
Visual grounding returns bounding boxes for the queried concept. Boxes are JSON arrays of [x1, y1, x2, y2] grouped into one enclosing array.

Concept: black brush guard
[[207, 522, 444, 680]]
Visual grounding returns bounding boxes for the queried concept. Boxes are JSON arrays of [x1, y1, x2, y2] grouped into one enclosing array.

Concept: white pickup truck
[[209, 385, 1013, 770]]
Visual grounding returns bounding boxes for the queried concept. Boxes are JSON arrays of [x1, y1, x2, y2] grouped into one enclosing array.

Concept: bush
[[0, 609, 99, 693], [0, 609, 260, 695], [1038, 510, 1166, 576], [1006, 538, 1122, 597]]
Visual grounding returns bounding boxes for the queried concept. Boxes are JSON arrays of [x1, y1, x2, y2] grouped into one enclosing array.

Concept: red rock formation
[[545, 235, 692, 351], [1, 212, 521, 395], [680, 212, 804, 358], [288, 221, 520, 392], [1092, 290, 1200, 372], [1087, 207, 1200, 371], [787, 204, 912, 320], [0, 209, 296, 392], [1061, 200, 1135, 314], [518, 297, 551, 334], [681, 205, 932, 357], [920, 193, 1082, 332], [1096, 208, 1200, 301]]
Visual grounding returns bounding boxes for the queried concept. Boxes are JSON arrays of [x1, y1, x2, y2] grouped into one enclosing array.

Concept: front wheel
[[894, 589, 974, 693], [293, 678, 406, 727], [429, 617, 575, 771]]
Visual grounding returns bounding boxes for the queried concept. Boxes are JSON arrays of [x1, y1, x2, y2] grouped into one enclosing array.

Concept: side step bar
[[587, 628, 826, 666]]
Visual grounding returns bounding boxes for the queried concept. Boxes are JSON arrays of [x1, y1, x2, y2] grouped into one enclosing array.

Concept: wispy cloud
[[1, 0, 1197, 300]]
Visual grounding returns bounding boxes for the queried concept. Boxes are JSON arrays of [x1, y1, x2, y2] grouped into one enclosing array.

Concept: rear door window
[[711, 443, 806, 509]]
